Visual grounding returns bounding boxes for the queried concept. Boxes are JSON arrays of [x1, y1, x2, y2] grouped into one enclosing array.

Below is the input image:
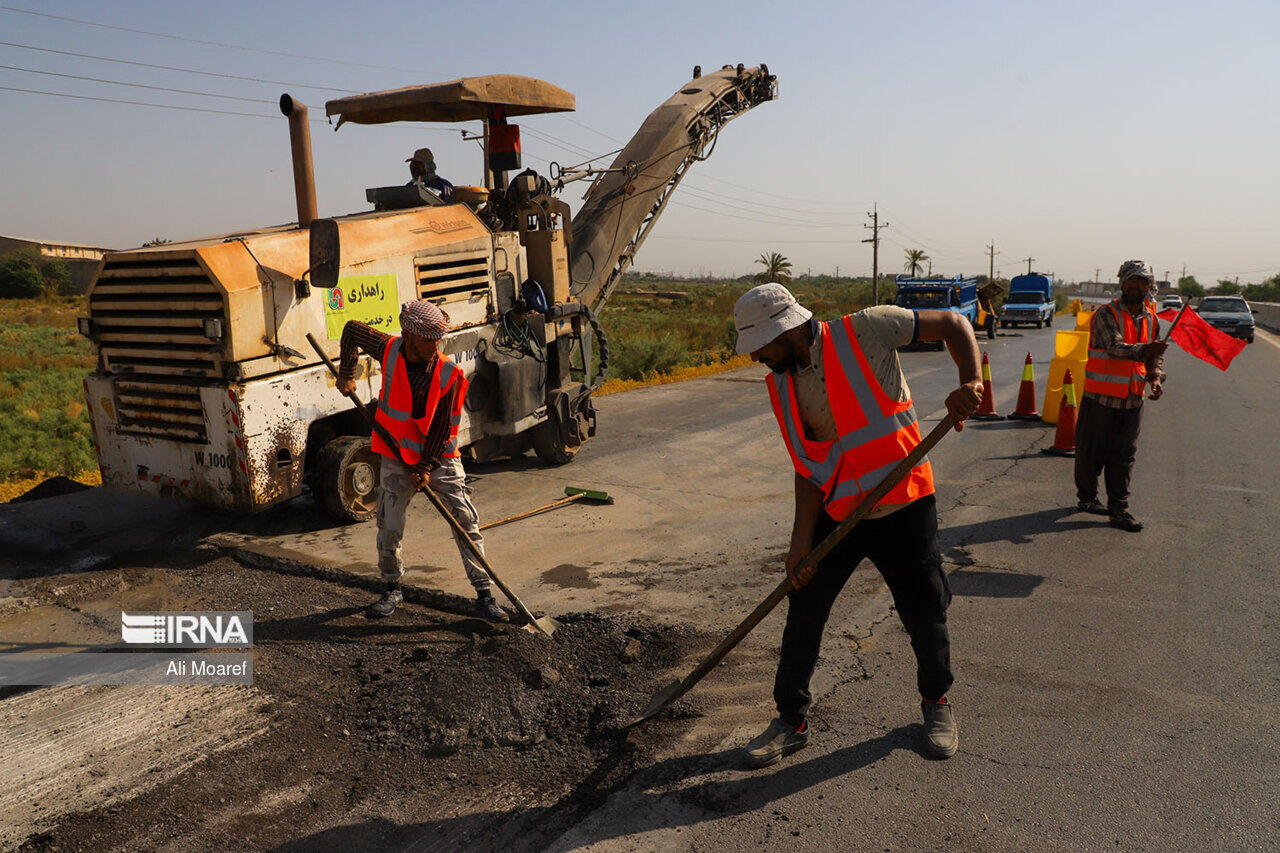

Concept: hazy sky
[[1, 0, 1276, 284]]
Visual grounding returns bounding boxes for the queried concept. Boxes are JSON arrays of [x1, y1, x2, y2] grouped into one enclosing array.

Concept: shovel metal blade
[[626, 678, 683, 728], [520, 614, 562, 637]]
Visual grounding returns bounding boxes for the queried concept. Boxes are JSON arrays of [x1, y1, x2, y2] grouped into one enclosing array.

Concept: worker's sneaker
[[1077, 498, 1108, 516], [743, 718, 809, 769], [368, 588, 403, 618], [1109, 511, 1144, 532], [475, 592, 510, 623], [921, 699, 958, 759]]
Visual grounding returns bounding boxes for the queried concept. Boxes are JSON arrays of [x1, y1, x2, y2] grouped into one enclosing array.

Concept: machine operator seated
[[406, 147, 455, 202]]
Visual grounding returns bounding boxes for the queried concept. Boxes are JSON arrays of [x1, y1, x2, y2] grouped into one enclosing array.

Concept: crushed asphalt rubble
[[7, 552, 710, 852]]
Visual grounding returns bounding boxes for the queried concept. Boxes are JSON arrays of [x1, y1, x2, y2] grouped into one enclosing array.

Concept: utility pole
[[835, 264, 840, 279], [927, 259, 933, 277], [987, 241, 999, 283], [862, 203, 889, 305], [1021, 256, 1035, 275], [1095, 267, 1101, 285], [1180, 263, 1187, 283]]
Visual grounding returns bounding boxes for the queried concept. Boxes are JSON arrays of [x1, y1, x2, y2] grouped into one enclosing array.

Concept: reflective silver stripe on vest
[[771, 318, 923, 497], [770, 371, 838, 487], [825, 455, 929, 506], [823, 319, 922, 446], [377, 337, 415, 423]]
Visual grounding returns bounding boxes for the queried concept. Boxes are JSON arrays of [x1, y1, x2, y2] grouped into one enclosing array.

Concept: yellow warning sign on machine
[[324, 274, 400, 340]]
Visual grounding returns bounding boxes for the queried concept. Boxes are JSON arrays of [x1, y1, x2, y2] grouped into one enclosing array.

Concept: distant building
[[0, 235, 116, 294]]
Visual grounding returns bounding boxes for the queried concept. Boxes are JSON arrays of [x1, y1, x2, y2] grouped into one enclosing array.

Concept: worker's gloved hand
[[1148, 378, 1164, 401], [945, 380, 985, 431], [336, 377, 356, 395], [411, 471, 429, 490], [1143, 340, 1169, 359], [785, 542, 816, 591]]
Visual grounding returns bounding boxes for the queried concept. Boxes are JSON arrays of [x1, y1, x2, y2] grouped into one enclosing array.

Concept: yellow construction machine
[[79, 66, 776, 520]]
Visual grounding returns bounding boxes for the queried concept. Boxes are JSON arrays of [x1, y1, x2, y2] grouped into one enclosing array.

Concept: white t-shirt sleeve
[[853, 305, 918, 350]]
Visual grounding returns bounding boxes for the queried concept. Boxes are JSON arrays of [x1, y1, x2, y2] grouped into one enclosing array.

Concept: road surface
[[2, 320, 1276, 851]]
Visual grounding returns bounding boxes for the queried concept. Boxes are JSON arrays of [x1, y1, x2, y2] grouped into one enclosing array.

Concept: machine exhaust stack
[[279, 94, 318, 228]]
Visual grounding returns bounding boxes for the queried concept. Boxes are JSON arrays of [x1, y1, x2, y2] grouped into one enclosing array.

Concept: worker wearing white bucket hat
[[733, 281, 983, 767]]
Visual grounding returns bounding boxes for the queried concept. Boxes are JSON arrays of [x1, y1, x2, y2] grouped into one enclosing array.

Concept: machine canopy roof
[[325, 75, 575, 126]]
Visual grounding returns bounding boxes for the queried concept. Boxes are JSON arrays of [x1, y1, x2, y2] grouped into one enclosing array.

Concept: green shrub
[[0, 248, 73, 298], [609, 334, 690, 380]]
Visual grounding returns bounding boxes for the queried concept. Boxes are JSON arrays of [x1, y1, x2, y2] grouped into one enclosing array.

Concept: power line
[[0, 84, 286, 119], [0, 4, 453, 76], [0, 62, 278, 104], [669, 200, 850, 228], [0, 40, 361, 93]]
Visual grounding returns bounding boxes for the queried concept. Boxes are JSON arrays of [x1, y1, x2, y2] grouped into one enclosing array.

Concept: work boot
[[368, 587, 403, 618], [921, 699, 958, 759], [475, 591, 509, 623], [1077, 498, 1108, 516], [743, 718, 809, 769], [1109, 511, 1144, 532]]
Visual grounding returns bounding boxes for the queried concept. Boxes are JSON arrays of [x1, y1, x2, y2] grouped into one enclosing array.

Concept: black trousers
[[774, 494, 953, 727], [1074, 396, 1143, 512]]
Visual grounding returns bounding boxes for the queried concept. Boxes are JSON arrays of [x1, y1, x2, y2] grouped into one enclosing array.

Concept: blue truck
[[1000, 273, 1055, 329], [893, 275, 991, 349]]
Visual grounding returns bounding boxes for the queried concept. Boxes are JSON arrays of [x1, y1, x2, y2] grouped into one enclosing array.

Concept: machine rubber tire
[[1046, 313, 1054, 327], [532, 422, 579, 465], [1035, 319, 1043, 329], [985, 316, 997, 339], [314, 435, 380, 522]]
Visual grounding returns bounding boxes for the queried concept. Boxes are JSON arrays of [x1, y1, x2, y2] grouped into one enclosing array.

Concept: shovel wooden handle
[[632, 413, 957, 725], [305, 333, 552, 636]]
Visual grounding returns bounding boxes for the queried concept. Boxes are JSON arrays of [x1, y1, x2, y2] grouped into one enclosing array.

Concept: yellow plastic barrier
[[1042, 329, 1088, 424], [1075, 310, 1093, 331]]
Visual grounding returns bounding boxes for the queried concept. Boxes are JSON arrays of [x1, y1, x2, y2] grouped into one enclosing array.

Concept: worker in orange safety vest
[[337, 300, 506, 622], [1075, 260, 1168, 532], [733, 282, 983, 769]]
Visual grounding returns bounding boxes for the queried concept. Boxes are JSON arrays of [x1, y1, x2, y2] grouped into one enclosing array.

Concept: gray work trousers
[[376, 455, 490, 592]]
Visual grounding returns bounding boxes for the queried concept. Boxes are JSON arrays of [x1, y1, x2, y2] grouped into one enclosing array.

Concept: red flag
[[1157, 308, 1246, 370]]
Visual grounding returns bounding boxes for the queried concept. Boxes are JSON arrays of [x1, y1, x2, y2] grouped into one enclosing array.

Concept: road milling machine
[[80, 65, 777, 520]]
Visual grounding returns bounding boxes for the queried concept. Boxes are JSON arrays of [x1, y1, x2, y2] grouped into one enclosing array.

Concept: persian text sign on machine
[[324, 274, 400, 340]]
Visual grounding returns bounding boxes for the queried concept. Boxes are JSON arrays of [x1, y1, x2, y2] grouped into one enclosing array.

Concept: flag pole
[[1162, 301, 1190, 341]]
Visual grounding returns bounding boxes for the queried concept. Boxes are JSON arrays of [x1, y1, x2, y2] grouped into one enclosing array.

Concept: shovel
[[628, 413, 958, 727], [306, 333, 559, 637], [480, 486, 614, 531]]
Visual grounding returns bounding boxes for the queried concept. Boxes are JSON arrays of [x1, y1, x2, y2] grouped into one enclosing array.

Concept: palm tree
[[904, 248, 929, 278], [755, 252, 793, 283]]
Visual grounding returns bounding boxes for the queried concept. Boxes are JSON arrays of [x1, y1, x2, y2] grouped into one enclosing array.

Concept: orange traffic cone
[[1007, 351, 1041, 420], [1041, 369, 1077, 456], [971, 351, 1003, 420]]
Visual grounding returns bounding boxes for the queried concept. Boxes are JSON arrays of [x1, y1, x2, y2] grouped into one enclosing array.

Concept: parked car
[[1195, 296, 1255, 343], [1160, 295, 1183, 311]]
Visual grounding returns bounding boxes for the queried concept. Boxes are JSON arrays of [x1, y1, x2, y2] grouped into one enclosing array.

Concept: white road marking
[[1253, 326, 1280, 351]]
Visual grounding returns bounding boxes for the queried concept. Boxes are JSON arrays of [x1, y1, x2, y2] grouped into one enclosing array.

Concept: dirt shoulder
[[6, 554, 712, 852]]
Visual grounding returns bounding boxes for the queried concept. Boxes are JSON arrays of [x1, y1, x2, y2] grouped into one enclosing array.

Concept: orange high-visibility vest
[[1084, 301, 1156, 400], [766, 316, 935, 519], [371, 337, 466, 466]]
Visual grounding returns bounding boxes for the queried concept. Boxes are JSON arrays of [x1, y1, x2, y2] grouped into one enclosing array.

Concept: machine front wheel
[[312, 435, 380, 522], [531, 422, 580, 465]]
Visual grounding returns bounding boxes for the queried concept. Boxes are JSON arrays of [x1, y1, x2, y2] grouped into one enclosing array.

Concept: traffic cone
[[1041, 369, 1077, 456], [971, 351, 1003, 420], [1007, 352, 1041, 420]]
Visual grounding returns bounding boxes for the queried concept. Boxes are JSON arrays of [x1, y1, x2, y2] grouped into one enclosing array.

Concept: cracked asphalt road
[[7, 324, 1277, 850], [538, 326, 1280, 851]]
